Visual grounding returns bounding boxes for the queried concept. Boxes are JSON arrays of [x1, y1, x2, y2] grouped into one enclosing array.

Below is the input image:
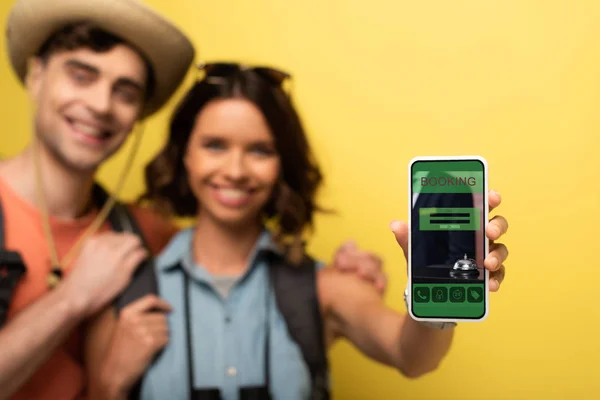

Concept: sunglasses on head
[[196, 62, 291, 87]]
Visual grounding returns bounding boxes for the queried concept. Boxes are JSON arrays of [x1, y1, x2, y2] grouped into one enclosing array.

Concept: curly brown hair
[[138, 66, 329, 257]]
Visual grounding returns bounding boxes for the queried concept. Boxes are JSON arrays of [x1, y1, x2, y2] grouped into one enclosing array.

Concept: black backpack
[[0, 183, 330, 400]]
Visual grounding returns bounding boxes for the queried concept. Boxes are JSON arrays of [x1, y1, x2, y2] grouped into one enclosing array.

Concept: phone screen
[[410, 159, 487, 320]]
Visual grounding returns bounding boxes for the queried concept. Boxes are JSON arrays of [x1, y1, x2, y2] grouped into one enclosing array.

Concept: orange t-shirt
[[0, 176, 178, 400]]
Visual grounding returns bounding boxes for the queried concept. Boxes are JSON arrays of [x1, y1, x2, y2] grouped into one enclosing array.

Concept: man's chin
[[62, 147, 122, 174], [39, 136, 123, 175], [67, 160, 102, 174], [58, 153, 108, 175]]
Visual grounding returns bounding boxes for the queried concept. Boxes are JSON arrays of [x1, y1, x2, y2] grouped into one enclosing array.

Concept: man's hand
[[61, 231, 148, 317], [331, 241, 387, 295], [389, 189, 509, 292]]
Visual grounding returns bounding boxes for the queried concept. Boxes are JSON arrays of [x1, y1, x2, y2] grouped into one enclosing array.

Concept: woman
[[87, 63, 509, 400]]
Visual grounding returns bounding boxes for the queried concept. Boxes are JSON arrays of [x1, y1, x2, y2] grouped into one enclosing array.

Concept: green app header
[[412, 160, 484, 194]]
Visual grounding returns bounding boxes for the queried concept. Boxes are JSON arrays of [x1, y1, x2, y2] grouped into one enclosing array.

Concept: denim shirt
[[139, 228, 323, 400]]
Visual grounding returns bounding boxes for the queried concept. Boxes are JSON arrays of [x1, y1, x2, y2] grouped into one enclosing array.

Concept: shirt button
[[226, 366, 237, 376]]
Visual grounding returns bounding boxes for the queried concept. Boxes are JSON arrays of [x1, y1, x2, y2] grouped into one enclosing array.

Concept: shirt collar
[[155, 227, 285, 273]]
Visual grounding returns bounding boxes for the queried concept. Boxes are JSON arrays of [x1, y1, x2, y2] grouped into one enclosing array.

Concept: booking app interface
[[410, 160, 486, 319]]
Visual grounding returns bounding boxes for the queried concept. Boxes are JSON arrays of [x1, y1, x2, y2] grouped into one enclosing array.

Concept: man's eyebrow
[[115, 77, 144, 94], [65, 58, 145, 93], [64, 59, 99, 74]]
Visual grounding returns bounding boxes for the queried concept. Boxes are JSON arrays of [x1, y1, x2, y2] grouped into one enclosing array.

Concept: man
[[0, 2, 389, 399], [0, 1, 195, 398]]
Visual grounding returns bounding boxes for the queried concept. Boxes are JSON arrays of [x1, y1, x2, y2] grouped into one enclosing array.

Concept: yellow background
[[1, 0, 599, 398]]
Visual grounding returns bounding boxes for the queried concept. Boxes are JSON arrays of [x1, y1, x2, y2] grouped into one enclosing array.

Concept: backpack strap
[[268, 252, 330, 400], [91, 184, 158, 314], [91, 183, 157, 400], [0, 195, 26, 328]]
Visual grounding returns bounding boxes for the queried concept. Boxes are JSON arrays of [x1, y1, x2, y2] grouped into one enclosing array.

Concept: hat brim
[[6, 0, 195, 117]]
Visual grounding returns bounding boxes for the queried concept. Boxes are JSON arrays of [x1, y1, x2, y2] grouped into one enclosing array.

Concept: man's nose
[[83, 83, 112, 116]]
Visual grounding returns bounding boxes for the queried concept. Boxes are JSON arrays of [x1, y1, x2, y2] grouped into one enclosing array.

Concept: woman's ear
[[183, 147, 190, 170]]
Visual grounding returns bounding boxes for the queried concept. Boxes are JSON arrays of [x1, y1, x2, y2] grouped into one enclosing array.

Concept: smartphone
[[407, 156, 489, 322]]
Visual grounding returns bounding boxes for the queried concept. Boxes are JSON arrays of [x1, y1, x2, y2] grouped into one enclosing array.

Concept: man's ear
[[24, 57, 44, 101]]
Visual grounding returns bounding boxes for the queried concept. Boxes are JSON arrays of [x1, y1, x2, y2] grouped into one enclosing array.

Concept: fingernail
[[389, 220, 401, 232], [490, 190, 500, 200], [492, 278, 500, 289]]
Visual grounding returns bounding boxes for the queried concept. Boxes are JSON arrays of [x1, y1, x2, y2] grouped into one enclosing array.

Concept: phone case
[[407, 155, 489, 323]]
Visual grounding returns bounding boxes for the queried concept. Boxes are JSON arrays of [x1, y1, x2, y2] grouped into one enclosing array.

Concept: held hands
[[390, 189, 509, 292]]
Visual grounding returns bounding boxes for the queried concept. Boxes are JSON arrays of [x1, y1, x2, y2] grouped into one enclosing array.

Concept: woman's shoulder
[[152, 226, 195, 270], [126, 203, 179, 256]]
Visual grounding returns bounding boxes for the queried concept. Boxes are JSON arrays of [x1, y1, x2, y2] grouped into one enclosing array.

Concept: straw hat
[[5, 0, 196, 117]]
